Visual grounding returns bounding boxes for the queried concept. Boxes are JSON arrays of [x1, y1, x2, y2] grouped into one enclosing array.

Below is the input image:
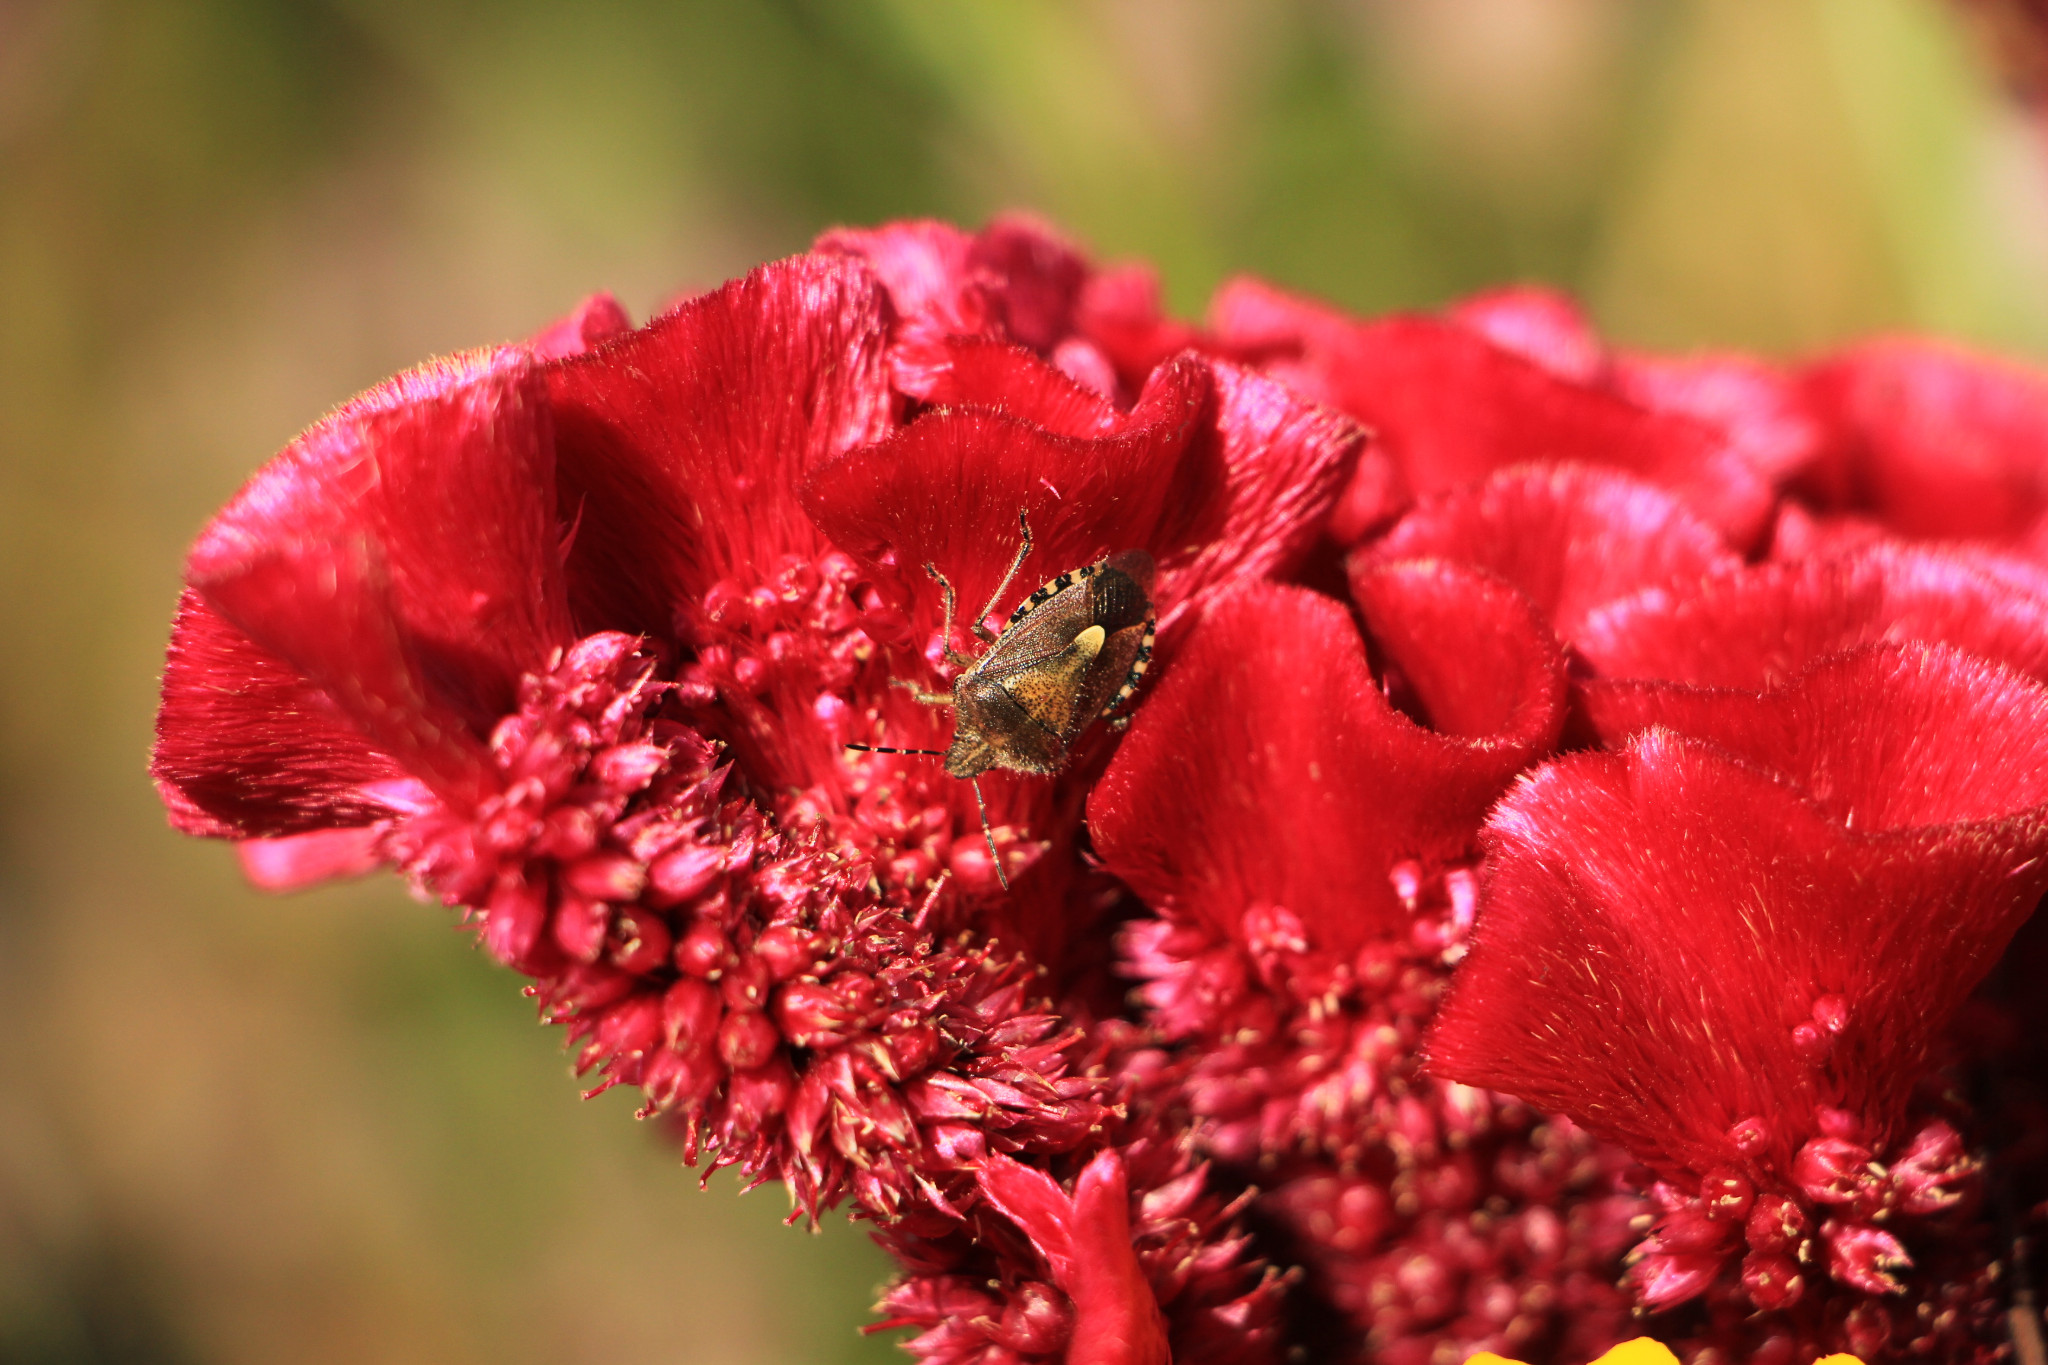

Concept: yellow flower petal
[[1464, 1341, 1864, 1365], [1589, 1340, 1683, 1365]]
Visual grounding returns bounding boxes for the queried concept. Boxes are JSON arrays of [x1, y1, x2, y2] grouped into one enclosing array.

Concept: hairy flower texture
[[1206, 281, 1817, 549], [1081, 578, 1652, 1364], [153, 240, 1366, 1365], [1797, 339, 2048, 562], [154, 215, 2048, 1365], [1428, 642, 2048, 1363]]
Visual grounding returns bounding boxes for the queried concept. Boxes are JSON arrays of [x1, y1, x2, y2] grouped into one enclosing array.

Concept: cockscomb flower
[[154, 241, 1362, 1363], [1428, 643, 2048, 1362], [154, 215, 2048, 1365]]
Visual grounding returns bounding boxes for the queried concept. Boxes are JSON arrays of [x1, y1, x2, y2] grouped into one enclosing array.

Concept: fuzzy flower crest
[[156, 218, 2048, 1365]]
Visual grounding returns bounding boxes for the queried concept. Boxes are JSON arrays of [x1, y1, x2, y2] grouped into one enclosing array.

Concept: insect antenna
[[844, 744, 1010, 890], [969, 776, 1008, 891]]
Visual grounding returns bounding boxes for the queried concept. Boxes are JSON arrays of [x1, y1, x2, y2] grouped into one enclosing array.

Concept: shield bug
[[848, 511, 1157, 889]]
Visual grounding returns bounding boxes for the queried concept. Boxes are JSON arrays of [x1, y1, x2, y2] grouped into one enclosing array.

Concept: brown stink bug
[[848, 511, 1157, 889]]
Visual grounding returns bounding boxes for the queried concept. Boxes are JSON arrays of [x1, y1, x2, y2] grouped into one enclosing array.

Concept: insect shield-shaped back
[[846, 513, 1159, 890], [944, 549, 1157, 779]]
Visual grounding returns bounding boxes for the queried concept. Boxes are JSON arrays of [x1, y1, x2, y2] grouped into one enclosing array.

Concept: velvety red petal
[[803, 355, 1212, 638], [1615, 353, 1821, 489], [905, 336, 1138, 438], [1582, 643, 2048, 833], [1801, 337, 2048, 548], [178, 347, 568, 808], [976, 1152, 1170, 1365], [1579, 542, 2048, 687], [1327, 316, 1769, 544], [1210, 282, 1778, 546], [814, 219, 987, 340], [195, 537, 492, 805], [1152, 360, 1366, 627], [1427, 726, 2048, 1180], [525, 290, 633, 360], [546, 254, 897, 637], [152, 589, 410, 837], [1090, 576, 1563, 959], [1074, 262, 1213, 395], [967, 213, 1091, 353], [1448, 285, 1607, 385], [1359, 465, 1739, 644]]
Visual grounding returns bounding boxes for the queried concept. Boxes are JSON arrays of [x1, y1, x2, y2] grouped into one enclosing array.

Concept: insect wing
[[976, 558, 1156, 745]]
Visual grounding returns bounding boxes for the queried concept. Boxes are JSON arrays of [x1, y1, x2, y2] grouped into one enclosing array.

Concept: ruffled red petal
[[152, 589, 409, 837], [1801, 337, 2048, 553], [1090, 576, 1563, 959], [1153, 360, 1365, 627], [1427, 704, 2048, 1181], [803, 355, 1211, 640], [1447, 285, 1608, 385], [1582, 643, 2048, 832], [546, 254, 896, 637], [175, 347, 571, 810], [1615, 353, 1821, 490], [1579, 542, 2048, 687], [1209, 280, 1781, 546], [1359, 465, 1739, 644]]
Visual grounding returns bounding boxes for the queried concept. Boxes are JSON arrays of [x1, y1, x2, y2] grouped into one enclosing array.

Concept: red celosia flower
[[1428, 644, 2048, 1361], [153, 215, 2048, 1365], [154, 240, 1362, 1365]]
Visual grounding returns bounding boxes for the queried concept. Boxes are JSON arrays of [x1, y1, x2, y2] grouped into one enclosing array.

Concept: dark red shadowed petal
[[1426, 722, 2048, 1182], [802, 355, 1211, 640], [545, 254, 896, 637], [1583, 643, 2048, 832], [1090, 575, 1564, 960], [976, 1152, 1170, 1365], [176, 347, 571, 811], [1801, 337, 2048, 551], [1359, 465, 1739, 644], [1579, 541, 2048, 687], [526, 291, 633, 361], [1447, 285, 1608, 385], [152, 589, 410, 837]]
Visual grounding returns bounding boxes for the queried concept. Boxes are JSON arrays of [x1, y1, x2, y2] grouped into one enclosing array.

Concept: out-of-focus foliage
[[1, 2, 2043, 1362]]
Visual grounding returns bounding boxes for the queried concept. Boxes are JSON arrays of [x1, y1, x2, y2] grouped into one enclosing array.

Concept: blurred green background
[[3, 1, 2045, 1361]]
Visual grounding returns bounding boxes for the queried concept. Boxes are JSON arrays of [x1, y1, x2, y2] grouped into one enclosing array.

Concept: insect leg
[[968, 510, 1034, 645], [845, 743, 949, 757], [888, 678, 954, 707], [922, 562, 978, 668], [970, 776, 1009, 891]]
